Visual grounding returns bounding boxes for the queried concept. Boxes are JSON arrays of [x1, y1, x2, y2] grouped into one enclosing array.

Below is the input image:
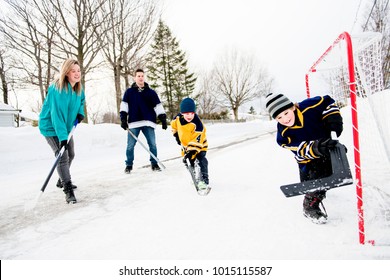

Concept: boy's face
[[275, 107, 295, 127], [182, 112, 195, 122]]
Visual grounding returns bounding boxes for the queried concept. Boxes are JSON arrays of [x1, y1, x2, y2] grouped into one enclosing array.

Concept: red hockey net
[[306, 31, 390, 245]]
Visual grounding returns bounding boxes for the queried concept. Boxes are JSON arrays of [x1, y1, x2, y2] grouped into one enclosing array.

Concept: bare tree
[[42, 0, 108, 123], [212, 48, 273, 121], [196, 71, 222, 118], [0, 0, 59, 105], [362, 0, 390, 89], [99, 0, 158, 114], [0, 47, 9, 104]]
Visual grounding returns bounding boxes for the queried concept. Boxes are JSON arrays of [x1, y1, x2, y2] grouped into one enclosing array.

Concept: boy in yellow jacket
[[171, 98, 209, 188]]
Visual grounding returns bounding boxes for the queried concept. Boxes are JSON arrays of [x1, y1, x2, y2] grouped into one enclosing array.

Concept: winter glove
[[60, 140, 68, 151], [313, 138, 339, 157], [328, 122, 343, 137], [184, 150, 197, 162], [121, 119, 128, 130], [120, 114, 128, 130], [158, 114, 168, 130], [173, 132, 181, 145], [120, 112, 128, 130], [75, 113, 84, 124], [324, 114, 343, 137]]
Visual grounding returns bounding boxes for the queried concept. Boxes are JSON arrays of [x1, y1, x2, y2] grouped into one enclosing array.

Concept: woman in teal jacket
[[39, 58, 85, 204]]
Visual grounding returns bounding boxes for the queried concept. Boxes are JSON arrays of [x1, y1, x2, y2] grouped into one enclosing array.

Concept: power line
[[363, 0, 377, 31], [352, 0, 364, 32], [384, 0, 389, 11]]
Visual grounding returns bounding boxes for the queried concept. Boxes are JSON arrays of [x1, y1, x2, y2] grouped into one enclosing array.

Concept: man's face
[[135, 72, 145, 87]]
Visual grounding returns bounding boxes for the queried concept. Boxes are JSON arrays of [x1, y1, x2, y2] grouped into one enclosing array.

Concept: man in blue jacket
[[119, 69, 167, 173]]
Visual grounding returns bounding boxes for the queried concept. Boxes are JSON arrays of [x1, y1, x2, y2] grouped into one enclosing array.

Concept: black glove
[[328, 122, 343, 137], [120, 118, 128, 130], [75, 114, 84, 124], [60, 140, 68, 151], [314, 138, 339, 157], [324, 114, 343, 137], [158, 114, 168, 130], [184, 150, 197, 162], [121, 120, 128, 130], [120, 112, 128, 130], [173, 132, 181, 145]]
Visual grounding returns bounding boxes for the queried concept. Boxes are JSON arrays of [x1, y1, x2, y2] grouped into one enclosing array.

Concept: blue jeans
[[126, 126, 157, 166]]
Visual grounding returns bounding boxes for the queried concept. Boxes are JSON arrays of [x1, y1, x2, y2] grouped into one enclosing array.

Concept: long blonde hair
[[54, 58, 82, 94]]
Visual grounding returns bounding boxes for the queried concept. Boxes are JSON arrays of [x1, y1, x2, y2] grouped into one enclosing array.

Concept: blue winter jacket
[[39, 83, 85, 142], [119, 82, 165, 129], [276, 95, 342, 165]]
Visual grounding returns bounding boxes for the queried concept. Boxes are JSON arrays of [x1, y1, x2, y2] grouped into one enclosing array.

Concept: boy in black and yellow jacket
[[266, 93, 343, 224], [171, 98, 209, 187]]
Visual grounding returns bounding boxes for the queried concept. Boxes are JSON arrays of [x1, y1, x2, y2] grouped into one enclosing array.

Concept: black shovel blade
[[280, 142, 353, 197]]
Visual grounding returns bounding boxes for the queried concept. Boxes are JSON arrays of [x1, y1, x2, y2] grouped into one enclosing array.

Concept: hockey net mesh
[[307, 32, 390, 245]]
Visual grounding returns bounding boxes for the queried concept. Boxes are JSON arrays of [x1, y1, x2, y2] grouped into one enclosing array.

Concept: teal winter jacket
[[39, 83, 85, 142]]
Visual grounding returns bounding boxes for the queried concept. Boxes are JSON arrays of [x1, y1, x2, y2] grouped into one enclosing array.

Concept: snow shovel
[[40, 121, 78, 193], [280, 134, 353, 197], [25, 121, 78, 211]]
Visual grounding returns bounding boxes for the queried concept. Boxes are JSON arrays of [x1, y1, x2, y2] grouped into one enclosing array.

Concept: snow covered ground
[[1, 119, 389, 279]]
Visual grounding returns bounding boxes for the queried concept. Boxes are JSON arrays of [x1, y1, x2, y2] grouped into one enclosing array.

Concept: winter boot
[[197, 181, 208, 191], [56, 179, 77, 189], [124, 165, 132, 174], [63, 181, 77, 204], [151, 164, 161, 171], [303, 190, 327, 224]]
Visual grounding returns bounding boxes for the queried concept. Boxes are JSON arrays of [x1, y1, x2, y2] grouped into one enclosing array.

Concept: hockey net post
[[306, 31, 390, 245]]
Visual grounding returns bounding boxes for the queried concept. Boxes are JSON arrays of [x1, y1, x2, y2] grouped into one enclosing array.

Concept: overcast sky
[[161, 0, 367, 104]]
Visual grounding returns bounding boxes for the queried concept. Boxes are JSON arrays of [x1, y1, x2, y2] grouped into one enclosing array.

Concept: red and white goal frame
[[305, 31, 390, 245]]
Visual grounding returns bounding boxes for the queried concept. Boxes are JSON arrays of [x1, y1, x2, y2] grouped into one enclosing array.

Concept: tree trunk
[[233, 107, 239, 121], [114, 63, 122, 115]]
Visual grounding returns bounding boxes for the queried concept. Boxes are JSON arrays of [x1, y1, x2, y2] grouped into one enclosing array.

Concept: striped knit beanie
[[265, 93, 294, 119]]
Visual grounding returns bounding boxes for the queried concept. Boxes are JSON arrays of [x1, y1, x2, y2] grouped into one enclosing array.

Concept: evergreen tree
[[147, 20, 196, 119]]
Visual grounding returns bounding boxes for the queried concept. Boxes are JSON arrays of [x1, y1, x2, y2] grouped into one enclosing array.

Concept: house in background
[[0, 102, 21, 127]]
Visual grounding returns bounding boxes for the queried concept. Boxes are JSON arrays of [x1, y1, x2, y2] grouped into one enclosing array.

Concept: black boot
[[151, 164, 161, 171], [124, 165, 132, 174], [63, 181, 77, 204], [57, 179, 77, 189], [303, 190, 327, 223]]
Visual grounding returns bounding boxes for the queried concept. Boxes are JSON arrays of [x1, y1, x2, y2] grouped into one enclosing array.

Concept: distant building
[[0, 103, 21, 127]]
